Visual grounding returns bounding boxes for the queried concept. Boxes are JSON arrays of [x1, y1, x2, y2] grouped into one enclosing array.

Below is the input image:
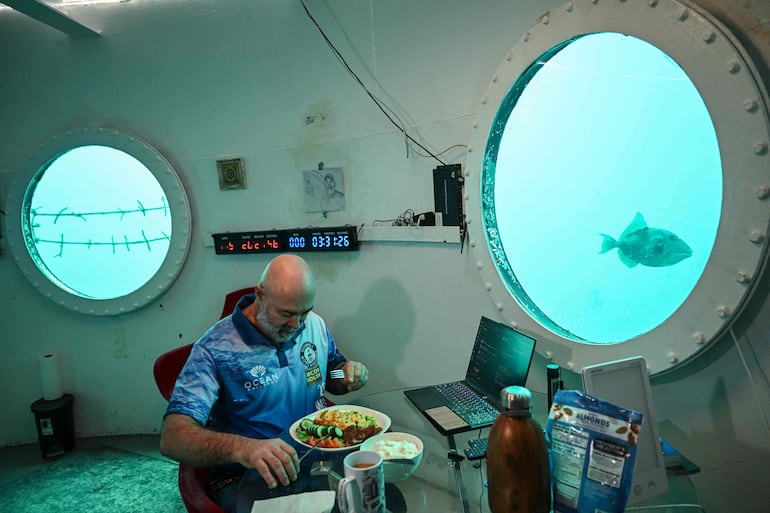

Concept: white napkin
[[250, 490, 336, 513]]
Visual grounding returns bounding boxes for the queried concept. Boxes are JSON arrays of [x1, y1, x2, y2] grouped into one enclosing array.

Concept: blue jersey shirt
[[165, 293, 347, 439]]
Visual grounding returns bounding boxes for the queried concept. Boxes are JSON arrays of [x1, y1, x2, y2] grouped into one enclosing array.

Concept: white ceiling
[[1, 0, 108, 37]]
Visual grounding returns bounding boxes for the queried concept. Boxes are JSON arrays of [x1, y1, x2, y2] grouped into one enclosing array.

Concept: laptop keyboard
[[435, 382, 500, 427]]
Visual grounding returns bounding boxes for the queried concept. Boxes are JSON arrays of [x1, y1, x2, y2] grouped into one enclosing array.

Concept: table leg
[[447, 434, 471, 513]]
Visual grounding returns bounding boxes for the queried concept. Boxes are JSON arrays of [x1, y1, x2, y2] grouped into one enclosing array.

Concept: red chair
[[153, 288, 253, 513], [154, 342, 223, 513], [154, 344, 193, 402], [220, 287, 254, 319]]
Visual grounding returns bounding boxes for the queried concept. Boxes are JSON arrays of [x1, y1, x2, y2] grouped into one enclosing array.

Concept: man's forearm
[[160, 413, 246, 468]]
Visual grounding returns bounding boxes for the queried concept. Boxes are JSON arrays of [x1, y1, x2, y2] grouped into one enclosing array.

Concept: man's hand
[[237, 438, 299, 489], [160, 414, 299, 489], [338, 361, 369, 392]]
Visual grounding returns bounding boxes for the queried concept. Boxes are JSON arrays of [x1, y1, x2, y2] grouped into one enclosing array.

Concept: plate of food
[[289, 405, 391, 451]]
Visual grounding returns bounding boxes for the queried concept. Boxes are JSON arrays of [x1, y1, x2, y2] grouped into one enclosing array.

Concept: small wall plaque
[[216, 158, 246, 190]]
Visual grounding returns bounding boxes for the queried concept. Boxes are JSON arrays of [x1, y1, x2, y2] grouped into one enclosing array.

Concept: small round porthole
[[465, 0, 770, 374], [4, 129, 192, 315]]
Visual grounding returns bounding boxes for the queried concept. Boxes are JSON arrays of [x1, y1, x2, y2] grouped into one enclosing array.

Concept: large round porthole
[[465, 0, 770, 374], [4, 128, 192, 315]]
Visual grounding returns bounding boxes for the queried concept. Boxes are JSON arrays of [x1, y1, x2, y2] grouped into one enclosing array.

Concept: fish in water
[[599, 212, 692, 268]]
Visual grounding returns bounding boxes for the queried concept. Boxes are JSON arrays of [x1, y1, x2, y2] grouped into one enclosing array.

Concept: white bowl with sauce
[[360, 432, 424, 482]]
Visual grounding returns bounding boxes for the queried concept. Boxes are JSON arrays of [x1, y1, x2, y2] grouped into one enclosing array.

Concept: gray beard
[[256, 304, 296, 344]]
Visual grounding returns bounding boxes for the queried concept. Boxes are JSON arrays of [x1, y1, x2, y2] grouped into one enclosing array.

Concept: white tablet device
[[581, 356, 668, 505]]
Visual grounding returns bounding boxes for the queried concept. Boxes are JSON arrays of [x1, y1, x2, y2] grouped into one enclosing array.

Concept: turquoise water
[[484, 33, 722, 344], [25, 145, 171, 299]]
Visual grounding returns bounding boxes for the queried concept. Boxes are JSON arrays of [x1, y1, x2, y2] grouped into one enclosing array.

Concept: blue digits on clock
[[288, 236, 306, 249], [312, 235, 331, 248]]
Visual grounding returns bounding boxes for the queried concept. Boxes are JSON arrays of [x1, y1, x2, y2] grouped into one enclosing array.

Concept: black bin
[[30, 393, 75, 459]]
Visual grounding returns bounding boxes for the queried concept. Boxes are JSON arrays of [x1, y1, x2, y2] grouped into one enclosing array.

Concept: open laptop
[[582, 356, 668, 505], [404, 316, 537, 435]]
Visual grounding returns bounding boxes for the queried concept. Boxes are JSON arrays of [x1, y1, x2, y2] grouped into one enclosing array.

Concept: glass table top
[[234, 389, 697, 513]]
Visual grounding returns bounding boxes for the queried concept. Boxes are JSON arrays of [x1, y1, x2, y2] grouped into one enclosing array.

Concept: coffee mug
[[337, 450, 386, 513]]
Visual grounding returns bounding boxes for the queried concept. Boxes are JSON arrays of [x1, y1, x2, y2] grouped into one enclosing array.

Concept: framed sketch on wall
[[303, 167, 345, 213]]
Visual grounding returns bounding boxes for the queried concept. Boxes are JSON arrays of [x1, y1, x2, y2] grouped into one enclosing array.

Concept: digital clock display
[[213, 225, 359, 255]]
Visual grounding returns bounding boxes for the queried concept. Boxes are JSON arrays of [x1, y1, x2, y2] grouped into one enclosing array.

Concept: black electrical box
[[433, 164, 463, 226]]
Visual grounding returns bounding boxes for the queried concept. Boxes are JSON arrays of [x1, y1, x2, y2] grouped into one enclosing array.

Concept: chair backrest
[[153, 343, 193, 402], [150, 286, 256, 513], [154, 287, 251, 402], [220, 286, 253, 319]]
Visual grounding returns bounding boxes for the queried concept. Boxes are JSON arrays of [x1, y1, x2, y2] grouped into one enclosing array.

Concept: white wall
[[1, 0, 769, 511]]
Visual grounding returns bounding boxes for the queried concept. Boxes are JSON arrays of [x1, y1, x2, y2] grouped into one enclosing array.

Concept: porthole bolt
[[667, 352, 679, 364], [693, 332, 706, 345], [749, 230, 765, 244], [744, 99, 759, 112], [752, 141, 768, 155], [756, 186, 770, 200], [717, 306, 731, 318], [736, 271, 751, 284]]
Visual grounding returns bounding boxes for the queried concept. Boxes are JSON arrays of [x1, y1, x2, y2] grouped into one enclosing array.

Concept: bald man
[[160, 254, 369, 511]]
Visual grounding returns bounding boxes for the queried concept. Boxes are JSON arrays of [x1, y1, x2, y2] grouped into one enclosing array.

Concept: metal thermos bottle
[[486, 386, 551, 513]]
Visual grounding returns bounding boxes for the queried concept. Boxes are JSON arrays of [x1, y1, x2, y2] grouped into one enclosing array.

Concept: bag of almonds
[[545, 389, 643, 513]]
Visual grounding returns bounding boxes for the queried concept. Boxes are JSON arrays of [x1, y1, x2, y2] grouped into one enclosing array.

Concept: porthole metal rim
[[3, 128, 192, 316], [464, 0, 770, 375]]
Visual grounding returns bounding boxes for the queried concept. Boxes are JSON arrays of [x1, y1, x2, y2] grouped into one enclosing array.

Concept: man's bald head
[[259, 254, 315, 302], [254, 254, 316, 342]]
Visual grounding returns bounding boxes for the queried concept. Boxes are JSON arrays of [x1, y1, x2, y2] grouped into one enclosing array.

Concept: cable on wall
[[299, 0, 457, 166]]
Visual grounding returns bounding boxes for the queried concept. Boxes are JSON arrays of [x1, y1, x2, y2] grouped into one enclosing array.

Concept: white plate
[[289, 404, 392, 452]]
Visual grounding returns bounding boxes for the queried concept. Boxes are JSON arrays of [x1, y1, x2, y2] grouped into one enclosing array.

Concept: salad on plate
[[291, 405, 389, 450]]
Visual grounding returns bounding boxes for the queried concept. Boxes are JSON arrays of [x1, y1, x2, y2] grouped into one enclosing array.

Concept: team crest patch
[[300, 341, 322, 386], [300, 341, 318, 368]]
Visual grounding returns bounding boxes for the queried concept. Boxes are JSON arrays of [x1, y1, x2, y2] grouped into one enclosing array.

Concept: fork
[[298, 434, 331, 464], [330, 369, 346, 379]]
